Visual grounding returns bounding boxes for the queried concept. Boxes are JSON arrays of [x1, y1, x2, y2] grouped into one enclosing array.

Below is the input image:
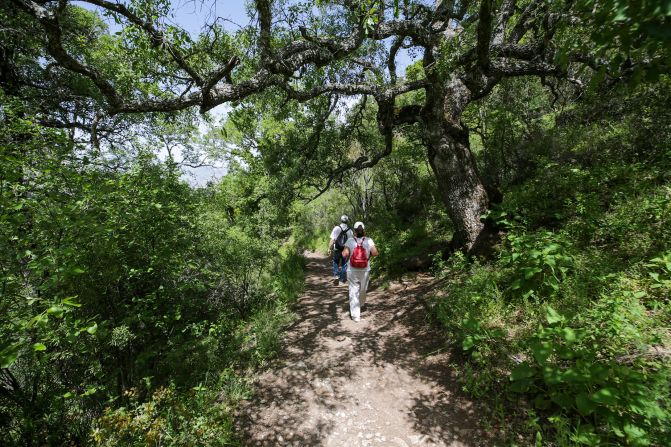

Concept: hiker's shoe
[[332, 277, 339, 285], [353, 316, 361, 322]]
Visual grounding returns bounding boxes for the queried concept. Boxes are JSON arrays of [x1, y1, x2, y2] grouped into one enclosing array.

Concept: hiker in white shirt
[[327, 215, 353, 285], [341, 221, 379, 322]]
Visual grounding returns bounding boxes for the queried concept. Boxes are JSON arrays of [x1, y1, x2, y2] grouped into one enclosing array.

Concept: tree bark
[[426, 123, 491, 253], [422, 76, 492, 254]]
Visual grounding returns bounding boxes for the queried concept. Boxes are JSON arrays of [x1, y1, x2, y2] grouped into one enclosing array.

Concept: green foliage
[[92, 384, 235, 447], [460, 317, 506, 361], [500, 229, 574, 301], [509, 306, 670, 446], [569, 0, 671, 84], [0, 96, 306, 445], [646, 251, 671, 290], [2, 1, 670, 445], [430, 76, 671, 444]]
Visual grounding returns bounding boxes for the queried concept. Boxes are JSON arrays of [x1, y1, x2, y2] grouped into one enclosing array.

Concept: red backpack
[[349, 238, 369, 268]]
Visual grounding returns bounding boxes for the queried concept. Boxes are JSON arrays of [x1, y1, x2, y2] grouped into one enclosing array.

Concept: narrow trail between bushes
[[235, 252, 488, 446]]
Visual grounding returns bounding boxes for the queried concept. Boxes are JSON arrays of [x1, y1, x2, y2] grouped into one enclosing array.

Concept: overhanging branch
[[476, 0, 494, 71], [280, 79, 426, 103], [493, 0, 516, 45], [490, 59, 563, 77], [509, 0, 544, 43], [12, 0, 124, 109], [82, 0, 204, 86], [256, 0, 272, 61]]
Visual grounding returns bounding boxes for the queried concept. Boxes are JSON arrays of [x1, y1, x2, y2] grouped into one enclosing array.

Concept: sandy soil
[[235, 252, 487, 446]]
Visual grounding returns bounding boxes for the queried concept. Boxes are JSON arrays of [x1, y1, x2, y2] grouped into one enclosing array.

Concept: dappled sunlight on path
[[235, 252, 485, 446]]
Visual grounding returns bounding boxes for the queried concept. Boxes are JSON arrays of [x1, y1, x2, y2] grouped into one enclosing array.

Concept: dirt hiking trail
[[235, 252, 487, 446]]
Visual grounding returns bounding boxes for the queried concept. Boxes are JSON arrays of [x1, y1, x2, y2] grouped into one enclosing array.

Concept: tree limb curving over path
[[236, 252, 489, 446]]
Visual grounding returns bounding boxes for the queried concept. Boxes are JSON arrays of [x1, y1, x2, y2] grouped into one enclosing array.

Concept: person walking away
[[327, 215, 353, 285], [341, 221, 378, 322]]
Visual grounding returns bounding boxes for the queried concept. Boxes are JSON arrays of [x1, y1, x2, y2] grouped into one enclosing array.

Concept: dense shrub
[[430, 79, 671, 444], [0, 104, 306, 445]]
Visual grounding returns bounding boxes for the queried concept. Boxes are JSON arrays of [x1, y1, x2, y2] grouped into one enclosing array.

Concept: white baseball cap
[[354, 221, 364, 230], [341, 215, 349, 223]]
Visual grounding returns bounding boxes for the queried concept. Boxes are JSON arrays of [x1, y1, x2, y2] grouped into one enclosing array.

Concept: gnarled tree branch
[[12, 0, 124, 109], [255, 0, 272, 61], [82, 0, 204, 86], [476, 0, 494, 71]]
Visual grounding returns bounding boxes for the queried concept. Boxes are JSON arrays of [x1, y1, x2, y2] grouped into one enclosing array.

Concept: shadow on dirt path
[[235, 252, 488, 446]]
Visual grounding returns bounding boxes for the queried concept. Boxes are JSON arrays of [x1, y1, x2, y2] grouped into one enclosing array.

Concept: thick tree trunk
[[426, 123, 491, 253], [422, 77, 493, 254]]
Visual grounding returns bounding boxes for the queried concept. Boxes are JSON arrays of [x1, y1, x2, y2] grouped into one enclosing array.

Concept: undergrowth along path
[[236, 252, 486, 446]]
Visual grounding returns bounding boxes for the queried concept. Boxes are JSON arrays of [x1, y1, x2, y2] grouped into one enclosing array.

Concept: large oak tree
[[3, 0, 666, 252]]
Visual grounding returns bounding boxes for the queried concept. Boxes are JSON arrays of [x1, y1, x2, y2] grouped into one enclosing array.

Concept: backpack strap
[[334, 225, 350, 251]]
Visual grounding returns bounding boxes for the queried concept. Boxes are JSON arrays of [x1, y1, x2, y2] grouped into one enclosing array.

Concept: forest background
[[1, 0, 670, 445]]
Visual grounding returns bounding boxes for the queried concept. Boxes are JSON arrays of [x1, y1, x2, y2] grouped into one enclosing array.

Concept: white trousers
[[348, 268, 370, 319]]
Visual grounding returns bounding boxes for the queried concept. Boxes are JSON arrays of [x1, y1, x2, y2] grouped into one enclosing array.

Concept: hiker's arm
[[341, 247, 350, 258], [327, 238, 335, 255], [370, 245, 379, 257]]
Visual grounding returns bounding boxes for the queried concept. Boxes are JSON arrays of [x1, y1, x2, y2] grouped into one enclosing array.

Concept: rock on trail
[[235, 252, 487, 446]]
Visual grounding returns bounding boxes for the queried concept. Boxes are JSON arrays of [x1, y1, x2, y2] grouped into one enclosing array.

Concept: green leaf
[[33, 313, 49, 328], [510, 363, 536, 381], [462, 335, 475, 351], [0, 343, 22, 368], [562, 327, 577, 343], [623, 423, 649, 446], [551, 392, 573, 410], [542, 365, 563, 385], [32, 343, 47, 352], [534, 395, 551, 409], [86, 323, 98, 335], [561, 367, 587, 383], [613, 5, 629, 21], [524, 267, 541, 279], [509, 377, 532, 392], [47, 306, 64, 318], [531, 340, 552, 365], [62, 297, 81, 307], [545, 306, 564, 325], [557, 346, 575, 360], [590, 387, 619, 405], [462, 318, 479, 331], [490, 328, 506, 338], [612, 423, 625, 437], [576, 393, 596, 416], [82, 386, 98, 396], [588, 363, 610, 384], [571, 424, 599, 445]]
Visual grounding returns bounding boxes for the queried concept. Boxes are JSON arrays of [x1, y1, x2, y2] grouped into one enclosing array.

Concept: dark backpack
[[334, 226, 350, 251]]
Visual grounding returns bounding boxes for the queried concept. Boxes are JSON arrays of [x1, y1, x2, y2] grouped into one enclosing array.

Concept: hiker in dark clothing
[[327, 215, 353, 285]]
